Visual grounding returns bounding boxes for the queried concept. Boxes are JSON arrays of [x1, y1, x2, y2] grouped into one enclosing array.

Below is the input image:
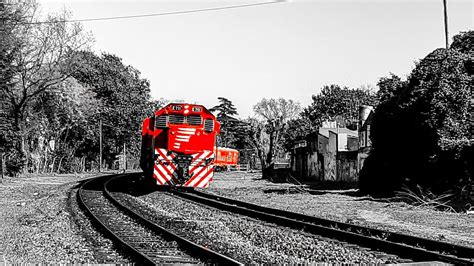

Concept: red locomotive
[[140, 103, 238, 188]]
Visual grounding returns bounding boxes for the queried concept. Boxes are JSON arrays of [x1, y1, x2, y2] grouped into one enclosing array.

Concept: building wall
[[337, 133, 348, 151], [307, 152, 318, 179], [317, 135, 328, 180], [292, 126, 360, 182], [292, 147, 307, 178], [357, 147, 371, 172], [337, 151, 358, 182], [326, 131, 337, 181], [321, 131, 359, 182], [357, 108, 374, 172], [347, 136, 359, 151], [292, 137, 321, 181]]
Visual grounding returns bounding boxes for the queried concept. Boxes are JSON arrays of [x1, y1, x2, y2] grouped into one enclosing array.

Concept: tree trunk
[[81, 156, 85, 172], [36, 159, 40, 174], [26, 155, 31, 173], [43, 151, 48, 173], [56, 156, 64, 173], [50, 157, 56, 173], [1, 153, 4, 181], [13, 108, 26, 153]]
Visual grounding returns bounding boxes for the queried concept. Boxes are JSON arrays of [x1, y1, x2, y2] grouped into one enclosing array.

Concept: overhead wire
[[14, 1, 285, 25]]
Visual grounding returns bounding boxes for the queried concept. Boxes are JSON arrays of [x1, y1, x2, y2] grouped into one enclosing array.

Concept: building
[[357, 105, 374, 172], [292, 133, 318, 181], [292, 121, 359, 182]]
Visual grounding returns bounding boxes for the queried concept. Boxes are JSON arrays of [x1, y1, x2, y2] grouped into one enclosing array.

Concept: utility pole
[[443, 0, 449, 49], [99, 118, 102, 172]]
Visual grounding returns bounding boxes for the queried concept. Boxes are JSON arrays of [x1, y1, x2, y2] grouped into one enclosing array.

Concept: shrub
[[5, 148, 27, 177]]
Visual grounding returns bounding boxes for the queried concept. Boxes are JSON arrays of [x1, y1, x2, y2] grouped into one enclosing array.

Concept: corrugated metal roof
[[318, 127, 358, 137], [329, 128, 358, 137], [318, 128, 331, 138]]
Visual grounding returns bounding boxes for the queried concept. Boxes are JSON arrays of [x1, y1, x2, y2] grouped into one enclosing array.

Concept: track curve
[[77, 173, 242, 265]]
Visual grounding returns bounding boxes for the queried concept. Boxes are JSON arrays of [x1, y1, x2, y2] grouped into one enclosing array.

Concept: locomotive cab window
[[169, 114, 185, 124], [204, 119, 214, 132], [155, 115, 168, 128], [187, 115, 202, 125]]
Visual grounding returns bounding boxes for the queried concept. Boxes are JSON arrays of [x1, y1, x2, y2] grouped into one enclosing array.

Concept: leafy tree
[[71, 51, 151, 168], [210, 97, 239, 147], [376, 74, 407, 103], [451, 30, 473, 54], [303, 85, 378, 130], [281, 116, 312, 152], [360, 31, 473, 204], [148, 98, 168, 116], [27, 78, 101, 173]]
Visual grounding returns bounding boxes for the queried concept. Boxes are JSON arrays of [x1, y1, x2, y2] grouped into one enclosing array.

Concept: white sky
[[38, 0, 473, 118]]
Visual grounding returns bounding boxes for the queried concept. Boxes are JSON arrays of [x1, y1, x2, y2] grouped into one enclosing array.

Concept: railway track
[[170, 188, 474, 265], [77, 173, 241, 265]]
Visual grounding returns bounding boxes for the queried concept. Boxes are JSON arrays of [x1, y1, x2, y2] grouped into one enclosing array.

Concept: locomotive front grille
[[169, 114, 185, 124], [204, 119, 214, 132], [155, 115, 168, 128], [187, 115, 202, 125]]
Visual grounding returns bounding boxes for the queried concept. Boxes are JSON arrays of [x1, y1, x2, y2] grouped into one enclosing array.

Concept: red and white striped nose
[[153, 148, 214, 188]]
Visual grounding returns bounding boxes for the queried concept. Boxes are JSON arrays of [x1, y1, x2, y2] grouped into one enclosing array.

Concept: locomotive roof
[[215, 147, 239, 152], [155, 103, 214, 116]]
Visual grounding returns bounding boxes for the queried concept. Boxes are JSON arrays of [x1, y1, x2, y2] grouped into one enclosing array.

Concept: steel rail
[[170, 188, 473, 265], [77, 174, 155, 265], [104, 173, 243, 265], [190, 189, 474, 258]]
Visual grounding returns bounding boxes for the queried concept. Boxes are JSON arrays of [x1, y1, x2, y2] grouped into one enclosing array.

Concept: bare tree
[[253, 98, 301, 175], [1, 2, 93, 151], [238, 117, 269, 171]]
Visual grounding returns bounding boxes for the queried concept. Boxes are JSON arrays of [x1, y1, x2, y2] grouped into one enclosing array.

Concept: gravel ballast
[[114, 186, 402, 264], [0, 174, 129, 264], [2, 171, 471, 263], [205, 172, 474, 248]]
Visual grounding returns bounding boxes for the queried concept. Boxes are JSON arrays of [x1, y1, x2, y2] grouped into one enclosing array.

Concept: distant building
[[326, 127, 358, 181], [292, 133, 318, 180], [357, 105, 374, 172], [292, 121, 359, 182]]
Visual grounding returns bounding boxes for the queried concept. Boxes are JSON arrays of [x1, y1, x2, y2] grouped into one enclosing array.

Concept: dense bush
[[360, 31, 473, 204], [5, 149, 27, 177]]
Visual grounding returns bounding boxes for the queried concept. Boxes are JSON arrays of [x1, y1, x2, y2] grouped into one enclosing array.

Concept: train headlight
[[192, 107, 202, 112]]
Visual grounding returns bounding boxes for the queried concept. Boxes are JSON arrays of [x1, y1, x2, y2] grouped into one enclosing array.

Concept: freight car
[[140, 103, 237, 188], [214, 147, 239, 171]]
